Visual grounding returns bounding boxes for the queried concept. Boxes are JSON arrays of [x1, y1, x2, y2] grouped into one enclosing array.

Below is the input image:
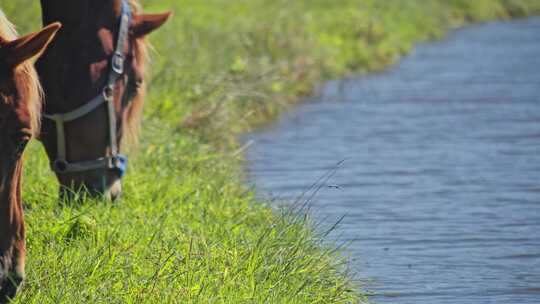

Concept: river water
[[245, 17, 540, 304]]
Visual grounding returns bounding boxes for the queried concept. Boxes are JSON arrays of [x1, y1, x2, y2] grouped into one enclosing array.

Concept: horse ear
[[131, 12, 172, 38], [4, 22, 61, 68]]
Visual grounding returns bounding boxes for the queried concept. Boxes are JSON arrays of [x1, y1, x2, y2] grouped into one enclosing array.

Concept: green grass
[[16, 125, 358, 303], [4, 0, 540, 302]]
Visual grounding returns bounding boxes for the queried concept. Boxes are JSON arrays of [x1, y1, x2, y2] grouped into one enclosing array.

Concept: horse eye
[[12, 140, 29, 159], [11, 133, 30, 159], [134, 78, 143, 89]]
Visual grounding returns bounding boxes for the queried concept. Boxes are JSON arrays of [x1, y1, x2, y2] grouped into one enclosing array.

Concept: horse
[[0, 10, 61, 302], [37, 0, 171, 201]]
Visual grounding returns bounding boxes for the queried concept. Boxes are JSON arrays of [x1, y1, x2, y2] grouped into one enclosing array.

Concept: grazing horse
[[0, 11, 60, 302], [37, 0, 171, 201]]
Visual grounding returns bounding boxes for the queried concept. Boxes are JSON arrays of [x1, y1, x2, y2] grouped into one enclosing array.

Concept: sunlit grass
[[3, 0, 540, 302], [17, 122, 360, 303]]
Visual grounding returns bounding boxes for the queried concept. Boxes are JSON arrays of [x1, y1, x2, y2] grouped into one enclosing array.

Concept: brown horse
[[37, 0, 171, 201], [0, 11, 60, 302]]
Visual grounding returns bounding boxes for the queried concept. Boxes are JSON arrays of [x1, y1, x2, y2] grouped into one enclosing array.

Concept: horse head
[[0, 18, 60, 302], [37, 0, 171, 201]]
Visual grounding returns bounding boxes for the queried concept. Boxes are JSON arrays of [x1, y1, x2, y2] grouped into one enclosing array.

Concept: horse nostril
[[85, 177, 121, 202], [10, 132, 30, 160], [108, 179, 122, 202]]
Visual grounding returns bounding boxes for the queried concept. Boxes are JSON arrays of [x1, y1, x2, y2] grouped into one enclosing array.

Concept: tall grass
[[16, 123, 361, 303], [3, 0, 540, 302]]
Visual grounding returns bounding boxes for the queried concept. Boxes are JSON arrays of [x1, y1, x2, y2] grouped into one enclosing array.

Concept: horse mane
[[123, 0, 149, 148], [0, 9, 43, 137]]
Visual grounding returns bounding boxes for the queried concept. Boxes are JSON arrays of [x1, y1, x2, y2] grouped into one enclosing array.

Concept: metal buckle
[[103, 85, 114, 101], [112, 53, 124, 74]]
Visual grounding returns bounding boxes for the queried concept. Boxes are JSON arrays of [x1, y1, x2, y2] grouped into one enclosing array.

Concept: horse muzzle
[[58, 170, 123, 202]]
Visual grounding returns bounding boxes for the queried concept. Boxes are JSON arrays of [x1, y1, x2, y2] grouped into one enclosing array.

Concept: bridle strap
[[43, 91, 109, 164], [107, 1, 131, 157], [43, 1, 131, 175]]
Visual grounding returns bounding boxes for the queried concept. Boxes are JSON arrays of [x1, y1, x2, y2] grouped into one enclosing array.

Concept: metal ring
[[103, 86, 114, 100], [53, 160, 69, 173]]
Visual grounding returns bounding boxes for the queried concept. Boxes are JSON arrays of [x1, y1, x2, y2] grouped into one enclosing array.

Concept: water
[[245, 18, 540, 304]]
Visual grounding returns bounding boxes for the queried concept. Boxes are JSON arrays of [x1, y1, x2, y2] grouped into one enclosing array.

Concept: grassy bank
[[4, 0, 540, 302]]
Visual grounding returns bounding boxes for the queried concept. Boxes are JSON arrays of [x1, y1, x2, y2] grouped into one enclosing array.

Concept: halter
[[44, 1, 131, 177]]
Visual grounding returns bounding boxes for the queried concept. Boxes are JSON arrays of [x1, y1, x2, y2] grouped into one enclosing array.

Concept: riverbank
[[5, 0, 540, 302]]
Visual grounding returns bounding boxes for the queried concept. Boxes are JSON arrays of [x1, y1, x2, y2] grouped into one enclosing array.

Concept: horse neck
[[0, 160, 25, 267]]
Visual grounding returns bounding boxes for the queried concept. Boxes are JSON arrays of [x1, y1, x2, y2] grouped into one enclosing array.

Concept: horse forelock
[[15, 66, 43, 137]]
